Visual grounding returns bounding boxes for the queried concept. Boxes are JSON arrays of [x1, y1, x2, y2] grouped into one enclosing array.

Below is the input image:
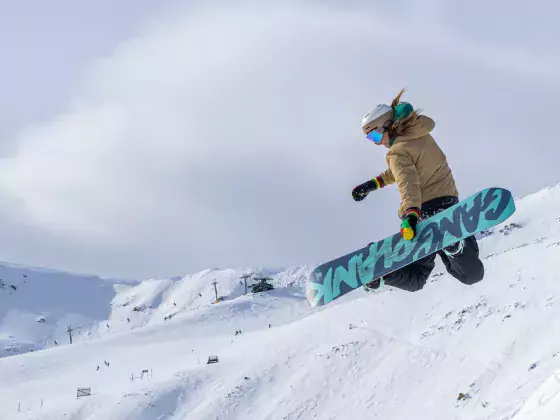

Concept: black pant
[[383, 196, 485, 292]]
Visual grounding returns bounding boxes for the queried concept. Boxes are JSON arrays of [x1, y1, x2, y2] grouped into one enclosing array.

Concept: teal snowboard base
[[306, 187, 516, 307]]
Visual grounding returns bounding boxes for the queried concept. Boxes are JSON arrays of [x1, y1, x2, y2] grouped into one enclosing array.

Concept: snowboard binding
[[363, 277, 384, 292]]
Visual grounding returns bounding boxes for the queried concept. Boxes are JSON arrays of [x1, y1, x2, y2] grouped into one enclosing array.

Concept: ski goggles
[[366, 127, 385, 144]]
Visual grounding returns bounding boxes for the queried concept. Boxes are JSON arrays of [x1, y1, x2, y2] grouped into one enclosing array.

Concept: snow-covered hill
[[0, 263, 311, 357], [106, 266, 311, 334], [0, 264, 131, 357], [2, 186, 560, 419]]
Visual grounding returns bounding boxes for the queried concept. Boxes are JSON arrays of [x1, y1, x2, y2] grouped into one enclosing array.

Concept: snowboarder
[[353, 89, 484, 292]]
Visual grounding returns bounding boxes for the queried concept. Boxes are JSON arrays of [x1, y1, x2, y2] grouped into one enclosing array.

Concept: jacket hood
[[389, 113, 435, 144], [384, 89, 435, 145]]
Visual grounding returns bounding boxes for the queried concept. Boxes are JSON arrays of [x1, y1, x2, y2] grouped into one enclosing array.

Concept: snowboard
[[306, 187, 516, 307]]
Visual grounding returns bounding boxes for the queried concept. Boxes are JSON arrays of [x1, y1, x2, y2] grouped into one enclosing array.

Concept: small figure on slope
[[353, 89, 484, 292]]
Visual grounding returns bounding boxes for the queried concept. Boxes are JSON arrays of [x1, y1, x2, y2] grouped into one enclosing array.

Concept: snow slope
[[0, 263, 310, 356], [0, 264, 130, 357], [2, 185, 560, 419]]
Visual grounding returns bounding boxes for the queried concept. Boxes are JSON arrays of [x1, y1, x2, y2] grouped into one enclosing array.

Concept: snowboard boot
[[363, 277, 384, 292], [443, 239, 465, 258]]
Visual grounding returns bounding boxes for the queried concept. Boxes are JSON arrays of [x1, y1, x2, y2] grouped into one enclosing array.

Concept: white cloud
[[1, 1, 559, 277]]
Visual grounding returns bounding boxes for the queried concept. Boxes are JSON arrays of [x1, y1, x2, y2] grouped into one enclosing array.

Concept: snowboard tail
[[306, 187, 516, 307]]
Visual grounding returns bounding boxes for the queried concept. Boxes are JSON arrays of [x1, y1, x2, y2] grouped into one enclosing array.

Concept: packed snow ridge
[[2, 185, 560, 419]]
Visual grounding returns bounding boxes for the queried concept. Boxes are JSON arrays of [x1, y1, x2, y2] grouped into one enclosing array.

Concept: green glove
[[400, 208, 420, 240]]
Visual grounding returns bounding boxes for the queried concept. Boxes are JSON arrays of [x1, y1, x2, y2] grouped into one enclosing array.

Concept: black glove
[[352, 177, 384, 202]]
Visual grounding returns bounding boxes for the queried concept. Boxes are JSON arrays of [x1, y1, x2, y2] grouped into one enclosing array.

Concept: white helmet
[[361, 104, 393, 134]]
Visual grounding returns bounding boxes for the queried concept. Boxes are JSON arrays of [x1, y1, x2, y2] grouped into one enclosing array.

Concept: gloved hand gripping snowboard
[[400, 208, 420, 240]]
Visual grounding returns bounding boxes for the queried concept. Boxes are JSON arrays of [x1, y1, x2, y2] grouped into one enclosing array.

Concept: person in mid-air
[[352, 89, 484, 292]]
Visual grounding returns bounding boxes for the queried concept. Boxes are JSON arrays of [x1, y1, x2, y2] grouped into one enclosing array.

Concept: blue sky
[[0, 0, 559, 278]]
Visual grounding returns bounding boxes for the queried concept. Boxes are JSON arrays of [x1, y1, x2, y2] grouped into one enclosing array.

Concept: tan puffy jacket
[[379, 114, 458, 218]]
